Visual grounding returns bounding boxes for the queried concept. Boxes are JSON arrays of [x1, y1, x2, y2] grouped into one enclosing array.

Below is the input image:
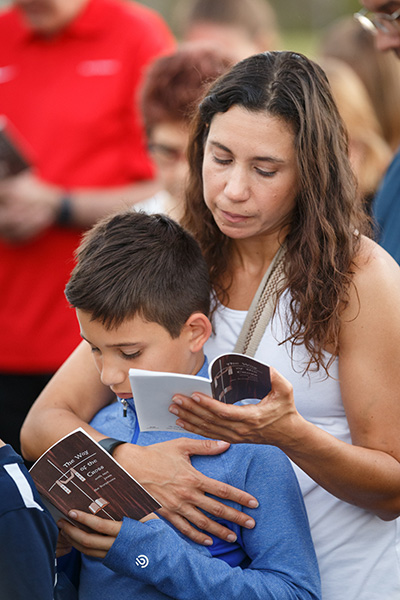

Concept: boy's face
[[77, 310, 204, 400]]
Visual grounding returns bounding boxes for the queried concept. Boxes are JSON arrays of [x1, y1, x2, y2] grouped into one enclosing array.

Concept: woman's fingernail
[[169, 406, 179, 415], [248, 500, 259, 508], [191, 394, 201, 402], [68, 511, 77, 519], [203, 538, 213, 546], [244, 519, 255, 528], [227, 533, 237, 543], [176, 420, 186, 428], [172, 396, 182, 405]]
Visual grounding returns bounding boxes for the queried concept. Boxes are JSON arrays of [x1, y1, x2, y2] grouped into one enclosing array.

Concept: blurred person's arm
[[0, 171, 161, 243]]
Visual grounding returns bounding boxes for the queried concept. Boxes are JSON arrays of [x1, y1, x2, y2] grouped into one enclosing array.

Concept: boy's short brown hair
[[65, 211, 211, 337]]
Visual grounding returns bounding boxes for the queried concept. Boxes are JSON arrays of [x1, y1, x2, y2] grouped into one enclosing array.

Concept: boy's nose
[[100, 361, 126, 388]]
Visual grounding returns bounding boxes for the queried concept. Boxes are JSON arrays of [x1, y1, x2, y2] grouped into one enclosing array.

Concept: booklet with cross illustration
[[129, 352, 271, 433], [29, 428, 161, 531]]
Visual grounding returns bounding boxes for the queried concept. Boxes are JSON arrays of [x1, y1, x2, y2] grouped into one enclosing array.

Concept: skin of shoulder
[[338, 234, 400, 455], [345, 235, 400, 319]]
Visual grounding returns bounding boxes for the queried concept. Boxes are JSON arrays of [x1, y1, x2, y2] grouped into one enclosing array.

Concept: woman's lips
[[220, 209, 250, 223]]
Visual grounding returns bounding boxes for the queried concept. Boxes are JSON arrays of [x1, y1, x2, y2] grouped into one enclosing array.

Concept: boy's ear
[[184, 313, 212, 353]]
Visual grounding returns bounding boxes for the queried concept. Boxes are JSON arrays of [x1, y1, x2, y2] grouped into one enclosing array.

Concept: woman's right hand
[[168, 367, 302, 447], [113, 437, 258, 546]]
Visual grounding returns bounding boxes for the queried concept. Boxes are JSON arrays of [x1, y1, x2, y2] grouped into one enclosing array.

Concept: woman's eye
[[212, 154, 231, 165], [90, 346, 100, 355], [255, 167, 276, 178]]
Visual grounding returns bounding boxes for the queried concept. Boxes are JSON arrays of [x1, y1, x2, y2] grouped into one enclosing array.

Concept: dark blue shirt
[[0, 444, 58, 600], [373, 148, 400, 264]]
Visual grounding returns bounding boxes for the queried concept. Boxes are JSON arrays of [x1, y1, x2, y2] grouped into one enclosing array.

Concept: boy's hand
[[57, 511, 122, 558], [113, 438, 258, 546], [56, 530, 73, 558]]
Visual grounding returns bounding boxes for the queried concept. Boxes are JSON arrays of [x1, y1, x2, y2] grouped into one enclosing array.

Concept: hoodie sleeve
[[103, 445, 321, 600], [0, 448, 58, 600]]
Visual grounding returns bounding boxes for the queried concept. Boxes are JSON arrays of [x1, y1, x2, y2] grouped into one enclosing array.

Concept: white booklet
[[129, 352, 271, 433]]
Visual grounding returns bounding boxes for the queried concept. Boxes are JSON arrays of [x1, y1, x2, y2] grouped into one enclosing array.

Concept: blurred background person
[[0, 435, 58, 599], [317, 56, 392, 214], [172, 0, 281, 61], [351, 0, 400, 265], [0, 0, 174, 456], [319, 16, 400, 152], [134, 42, 233, 220]]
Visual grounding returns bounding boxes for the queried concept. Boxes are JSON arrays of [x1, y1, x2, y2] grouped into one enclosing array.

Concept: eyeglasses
[[148, 143, 187, 165], [354, 7, 400, 34]]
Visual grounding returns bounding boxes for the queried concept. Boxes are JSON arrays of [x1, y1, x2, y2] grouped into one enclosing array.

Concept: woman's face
[[202, 105, 299, 243]]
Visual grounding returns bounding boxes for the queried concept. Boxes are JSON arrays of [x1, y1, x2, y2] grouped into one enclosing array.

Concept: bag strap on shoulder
[[233, 244, 286, 357]]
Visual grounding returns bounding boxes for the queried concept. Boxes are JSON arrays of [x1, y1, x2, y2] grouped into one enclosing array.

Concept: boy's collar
[[197, 355, 209, 378]]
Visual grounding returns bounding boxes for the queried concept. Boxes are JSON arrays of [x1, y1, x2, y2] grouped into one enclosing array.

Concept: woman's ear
[[184, 312, 212, 353]]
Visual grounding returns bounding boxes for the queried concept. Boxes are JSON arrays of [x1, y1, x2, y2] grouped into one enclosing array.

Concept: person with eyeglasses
[[355, 1, 400, 264], [355, 3, 400, 54]]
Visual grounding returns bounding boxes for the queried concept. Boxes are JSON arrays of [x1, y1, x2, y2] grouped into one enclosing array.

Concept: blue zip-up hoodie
[[79, 359, 321, 600]]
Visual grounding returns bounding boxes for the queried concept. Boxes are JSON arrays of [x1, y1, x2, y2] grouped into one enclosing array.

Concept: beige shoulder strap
[[233, 244, 286, 357]]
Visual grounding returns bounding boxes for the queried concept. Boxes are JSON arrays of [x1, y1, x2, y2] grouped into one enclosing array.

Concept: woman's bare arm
[[21, 341, 113, 458], [20, 341, 258, 545], [169, 239, 400, 519]]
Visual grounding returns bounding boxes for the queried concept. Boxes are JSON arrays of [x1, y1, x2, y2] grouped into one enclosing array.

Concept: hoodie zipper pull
[[121, 398, 128, 418]]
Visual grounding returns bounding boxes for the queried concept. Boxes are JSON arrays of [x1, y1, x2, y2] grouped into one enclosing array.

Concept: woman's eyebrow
[[208, 139, 285, 164]]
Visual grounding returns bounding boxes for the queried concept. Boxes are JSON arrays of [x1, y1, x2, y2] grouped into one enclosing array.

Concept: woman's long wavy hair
[[182, 51, 370, 374]]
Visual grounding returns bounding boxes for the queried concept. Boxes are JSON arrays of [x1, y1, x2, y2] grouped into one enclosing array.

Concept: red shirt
[[0, 0, 175, 372]]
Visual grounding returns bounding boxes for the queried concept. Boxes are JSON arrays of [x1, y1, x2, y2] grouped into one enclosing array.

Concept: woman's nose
[[224, 166, 251, 202]]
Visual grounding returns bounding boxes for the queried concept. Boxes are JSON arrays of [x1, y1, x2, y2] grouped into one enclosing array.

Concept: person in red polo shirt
[[0, 0, 175, 455]]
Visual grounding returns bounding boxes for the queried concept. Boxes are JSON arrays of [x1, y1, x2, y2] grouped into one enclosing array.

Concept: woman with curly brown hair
[[170, 51, 400, 599], [22, 52, 400, 599]]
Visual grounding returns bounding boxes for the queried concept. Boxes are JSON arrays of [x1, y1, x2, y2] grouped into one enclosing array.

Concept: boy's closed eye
[[121, 350, 141, 360]]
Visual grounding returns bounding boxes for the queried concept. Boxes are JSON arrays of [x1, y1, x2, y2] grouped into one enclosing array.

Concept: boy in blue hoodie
[[58, 210, 321, 600]]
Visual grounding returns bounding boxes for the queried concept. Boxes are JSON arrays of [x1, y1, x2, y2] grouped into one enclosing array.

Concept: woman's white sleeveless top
[[205, 299, 400, 600]]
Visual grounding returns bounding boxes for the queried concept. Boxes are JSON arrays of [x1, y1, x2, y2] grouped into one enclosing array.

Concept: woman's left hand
[[169, 367, 304, 446]]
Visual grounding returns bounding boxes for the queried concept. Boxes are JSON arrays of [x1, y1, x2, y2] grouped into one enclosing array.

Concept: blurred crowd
[[1, 1, 400, 599]]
